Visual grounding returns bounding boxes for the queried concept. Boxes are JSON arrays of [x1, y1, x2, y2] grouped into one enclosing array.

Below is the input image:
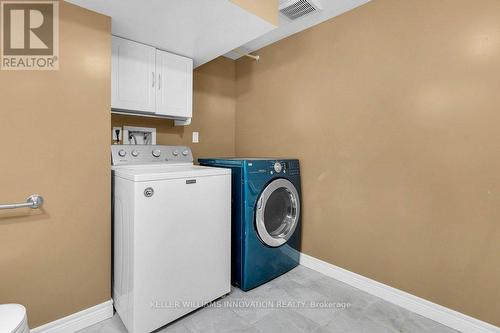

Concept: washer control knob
[[152, 149, 161, 158], [172, 150, 179, 156], [131, 150, 139, 157], [118, 149, 126, 157], [274, 162, 283, 173], [182, 150, 189, 156]]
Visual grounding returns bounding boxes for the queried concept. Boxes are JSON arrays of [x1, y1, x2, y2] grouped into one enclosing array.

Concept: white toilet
[[0, 304, 30, 333]]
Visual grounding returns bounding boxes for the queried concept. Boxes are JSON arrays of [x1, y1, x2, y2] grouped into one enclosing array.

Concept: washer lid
[[0, 304, 26, 333], [113, 164, 231, 181]]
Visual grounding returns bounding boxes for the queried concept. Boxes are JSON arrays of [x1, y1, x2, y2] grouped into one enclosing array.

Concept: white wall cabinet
[[112, 36, 193, 120], [112, 37, 156, 114], [155, 50, 193, 119]]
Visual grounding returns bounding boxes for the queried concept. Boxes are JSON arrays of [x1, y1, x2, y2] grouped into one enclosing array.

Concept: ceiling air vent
[[279, 0, 322, 21]]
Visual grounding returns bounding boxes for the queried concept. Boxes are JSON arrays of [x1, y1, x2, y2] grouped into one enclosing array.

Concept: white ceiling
[[66, 0, 370, 66], [224, 0, 371, 60], [65, 0, 276, 67]]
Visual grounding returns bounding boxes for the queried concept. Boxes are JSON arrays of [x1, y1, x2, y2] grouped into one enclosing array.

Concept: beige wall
[[235, 0, 500, 326], [112, 57, 236, 159], [230, 0, 278, 26], [0, 2, 111, 328]]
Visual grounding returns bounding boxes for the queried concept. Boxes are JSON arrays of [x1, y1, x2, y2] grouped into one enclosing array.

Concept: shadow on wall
[[0, 209, 50, 225], [236, 29, 319, 99], [111, 114, 186, 145]]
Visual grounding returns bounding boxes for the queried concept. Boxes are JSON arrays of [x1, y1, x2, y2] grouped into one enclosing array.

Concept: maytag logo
[[1, 0, 59, 70]]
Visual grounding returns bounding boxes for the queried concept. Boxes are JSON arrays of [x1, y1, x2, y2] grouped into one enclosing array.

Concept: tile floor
[[79, 266, 459, 333]]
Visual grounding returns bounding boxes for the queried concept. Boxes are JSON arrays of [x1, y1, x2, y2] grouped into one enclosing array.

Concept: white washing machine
[[111, 145, 231, 333]]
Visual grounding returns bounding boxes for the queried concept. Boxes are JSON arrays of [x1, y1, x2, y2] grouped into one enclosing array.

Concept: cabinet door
[[155, 50, 193, 118], [112, 36, 156, 113]]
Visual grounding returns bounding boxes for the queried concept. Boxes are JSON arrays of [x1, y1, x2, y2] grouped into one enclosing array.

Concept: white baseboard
[[31, 300, 113, 333], [299, 253, 500, 333]]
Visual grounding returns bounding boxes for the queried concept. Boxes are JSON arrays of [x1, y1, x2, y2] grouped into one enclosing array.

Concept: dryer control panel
[[244, 159, 300, 177], [268, 160, 300, 176], [111, 145, 193, 166]]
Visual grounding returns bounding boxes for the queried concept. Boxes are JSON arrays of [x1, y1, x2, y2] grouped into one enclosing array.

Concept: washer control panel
[[112, 145, 193, 166]]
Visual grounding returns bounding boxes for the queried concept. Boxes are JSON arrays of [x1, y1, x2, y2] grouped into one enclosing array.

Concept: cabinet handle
[[158, 74, 161, 90], [152, 72, 155, 87]]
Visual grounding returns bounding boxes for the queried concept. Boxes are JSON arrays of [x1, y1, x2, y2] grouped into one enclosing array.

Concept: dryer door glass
[[255, 179, 300, 247]]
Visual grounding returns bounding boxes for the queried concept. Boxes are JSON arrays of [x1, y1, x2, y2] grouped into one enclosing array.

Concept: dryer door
[[255, 178, 300, 247]]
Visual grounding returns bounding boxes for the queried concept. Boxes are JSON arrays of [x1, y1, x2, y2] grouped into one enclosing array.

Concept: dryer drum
[[255, 178, 300, 247]]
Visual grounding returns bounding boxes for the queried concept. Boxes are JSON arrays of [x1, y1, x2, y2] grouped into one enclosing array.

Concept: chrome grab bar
[[0, 194, 44, 210]]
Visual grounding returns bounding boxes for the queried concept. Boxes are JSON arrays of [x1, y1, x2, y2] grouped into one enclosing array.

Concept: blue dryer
[[198, 158, 301, 291]]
